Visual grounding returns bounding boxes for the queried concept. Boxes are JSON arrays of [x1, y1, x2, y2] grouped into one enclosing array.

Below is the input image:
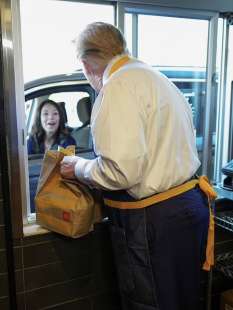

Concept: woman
[[27, 99, 76, 154]]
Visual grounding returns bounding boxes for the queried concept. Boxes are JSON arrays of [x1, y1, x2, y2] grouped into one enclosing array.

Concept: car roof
[[24, 67, 206, 92], [24, 70, 87, 91]]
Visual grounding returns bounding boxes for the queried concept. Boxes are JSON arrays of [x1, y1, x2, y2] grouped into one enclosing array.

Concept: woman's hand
[[60, 156, 79, 179]]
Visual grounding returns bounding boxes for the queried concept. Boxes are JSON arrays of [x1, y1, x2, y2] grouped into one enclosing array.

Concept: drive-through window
[[19, 0, 115, 221]]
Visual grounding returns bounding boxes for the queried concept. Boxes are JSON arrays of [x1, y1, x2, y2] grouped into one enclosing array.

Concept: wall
[[0, 185, 121, 309], [0, 162, 11, 309]]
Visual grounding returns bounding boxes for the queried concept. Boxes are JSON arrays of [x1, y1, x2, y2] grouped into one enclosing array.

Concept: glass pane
[[20, 0, 114, 82], [138, 15, 208, 67], [125, 13, 133, 55], [137, 14, 209, 168], [224, 25, 233, 161], [20, 0, 114, 217], [228, 26, 233, 82]]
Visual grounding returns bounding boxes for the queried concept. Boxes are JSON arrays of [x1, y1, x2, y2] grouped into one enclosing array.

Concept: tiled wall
[[0, 215, 120, 310], [0, 163, 10, 309]]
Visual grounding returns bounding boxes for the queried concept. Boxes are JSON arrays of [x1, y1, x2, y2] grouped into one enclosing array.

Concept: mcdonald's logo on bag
[[62, 211, 71, 222]]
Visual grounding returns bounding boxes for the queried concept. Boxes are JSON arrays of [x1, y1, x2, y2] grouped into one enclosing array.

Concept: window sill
[[23, 214, 109, 237], [23, 222, 50, 237]]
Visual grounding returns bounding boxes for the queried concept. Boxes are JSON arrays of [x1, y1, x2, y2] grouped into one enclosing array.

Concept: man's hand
[[60, 156, 79, 179]]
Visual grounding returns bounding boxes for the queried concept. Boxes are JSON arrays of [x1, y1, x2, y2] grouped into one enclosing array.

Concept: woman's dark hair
[[31, 99, 67, 143]]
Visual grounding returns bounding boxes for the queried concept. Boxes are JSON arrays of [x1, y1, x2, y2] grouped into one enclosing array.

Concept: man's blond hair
[[75, 22, 128, 64]]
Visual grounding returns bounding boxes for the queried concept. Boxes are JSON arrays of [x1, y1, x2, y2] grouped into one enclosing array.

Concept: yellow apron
[[104, 176, 216, 271]]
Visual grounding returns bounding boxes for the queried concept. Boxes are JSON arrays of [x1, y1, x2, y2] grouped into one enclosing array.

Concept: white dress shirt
[[74, 54, 200, 199]]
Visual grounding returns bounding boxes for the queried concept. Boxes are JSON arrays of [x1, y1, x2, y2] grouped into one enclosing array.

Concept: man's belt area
[[104, 176, 217, 271]]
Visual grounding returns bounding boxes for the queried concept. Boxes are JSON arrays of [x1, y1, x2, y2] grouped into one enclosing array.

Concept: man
[[61, 22, 212, 310]]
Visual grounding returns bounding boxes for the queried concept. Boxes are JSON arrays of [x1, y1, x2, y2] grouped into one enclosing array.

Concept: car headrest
[[77, 97, 91, 125]]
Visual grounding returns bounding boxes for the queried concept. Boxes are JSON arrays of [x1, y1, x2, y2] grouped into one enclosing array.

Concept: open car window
[[26, 82, 95, 153], [25, 80, 96, 214]]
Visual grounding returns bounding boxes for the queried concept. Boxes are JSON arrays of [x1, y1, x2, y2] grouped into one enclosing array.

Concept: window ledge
[[23, 223, 50, 237]]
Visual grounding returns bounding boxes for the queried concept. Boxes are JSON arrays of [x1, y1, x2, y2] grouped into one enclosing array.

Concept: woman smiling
[[27, 99, 76, 155]]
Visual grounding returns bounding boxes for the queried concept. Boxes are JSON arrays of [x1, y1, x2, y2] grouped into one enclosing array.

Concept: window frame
[[1, 0, 225, 238]]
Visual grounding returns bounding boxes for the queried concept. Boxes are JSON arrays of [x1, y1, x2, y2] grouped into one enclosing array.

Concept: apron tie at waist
[[200, 176, 217, 271], [104, 176, 217, 271]]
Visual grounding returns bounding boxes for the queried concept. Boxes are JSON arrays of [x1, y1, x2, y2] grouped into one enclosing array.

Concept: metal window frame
[[1, 0, 25, 236], [121, 3, 218, 19], [202, 14, 219, 177], [213, 17, 229, 183]]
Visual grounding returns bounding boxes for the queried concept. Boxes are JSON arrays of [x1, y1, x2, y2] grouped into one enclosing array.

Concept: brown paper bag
[[35, 147, 102, 238]]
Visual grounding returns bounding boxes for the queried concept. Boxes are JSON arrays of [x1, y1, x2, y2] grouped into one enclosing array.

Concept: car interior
[[71, 96, 92, 150]]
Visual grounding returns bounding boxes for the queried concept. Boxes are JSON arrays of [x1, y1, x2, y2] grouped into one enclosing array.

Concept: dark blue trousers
[[106, 187, 209, 310]]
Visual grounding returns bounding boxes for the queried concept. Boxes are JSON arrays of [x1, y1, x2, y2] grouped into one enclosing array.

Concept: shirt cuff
[[74, 157, 90, 182]]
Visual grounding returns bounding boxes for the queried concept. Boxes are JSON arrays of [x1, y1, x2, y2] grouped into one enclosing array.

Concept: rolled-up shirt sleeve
[[75, 75, 147, 191]]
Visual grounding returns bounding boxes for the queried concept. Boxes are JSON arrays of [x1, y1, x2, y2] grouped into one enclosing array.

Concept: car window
[[26, 86, 94, 214], [26, 90, 93, 150]]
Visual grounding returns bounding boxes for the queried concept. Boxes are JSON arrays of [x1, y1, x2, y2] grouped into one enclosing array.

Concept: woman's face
[[40, 103, 60, 136]]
